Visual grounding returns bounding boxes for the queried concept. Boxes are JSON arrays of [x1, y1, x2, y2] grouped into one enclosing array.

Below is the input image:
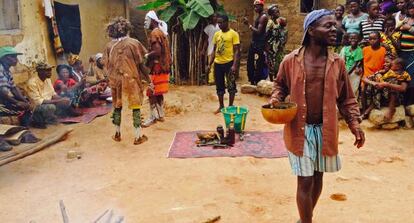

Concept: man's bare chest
[[304, 63, 326, 86]]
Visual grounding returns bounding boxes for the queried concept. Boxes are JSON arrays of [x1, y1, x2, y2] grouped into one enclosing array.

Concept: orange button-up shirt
[[271, 47, 361, 156]]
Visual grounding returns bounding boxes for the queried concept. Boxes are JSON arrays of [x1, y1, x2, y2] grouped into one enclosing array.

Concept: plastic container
[[221, 106, 249, 133]]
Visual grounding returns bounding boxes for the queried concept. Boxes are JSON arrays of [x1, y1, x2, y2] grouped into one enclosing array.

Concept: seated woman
[[54, 65, 81, 94], [54, 64, 87, 107], [362, 58, 411, 121], [55, 64, 108, 108], [68, 54, 85, 83]]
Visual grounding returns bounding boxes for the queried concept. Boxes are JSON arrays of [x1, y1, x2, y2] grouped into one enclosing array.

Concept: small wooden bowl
[[261, 102, 298, 124]]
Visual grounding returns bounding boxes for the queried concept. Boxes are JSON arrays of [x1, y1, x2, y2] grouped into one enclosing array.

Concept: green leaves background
[[137, 0, 230, 31]]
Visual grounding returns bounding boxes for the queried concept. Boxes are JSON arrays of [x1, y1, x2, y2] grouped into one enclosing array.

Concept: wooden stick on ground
[[59, 200, 69, 223], [93, 209, 109, 223], [105, 210, 113, 223], [202, 216, 221, 223], [114, 216, 124, 223], [0, 128, 73, 166], [0, 151, 18, 161]]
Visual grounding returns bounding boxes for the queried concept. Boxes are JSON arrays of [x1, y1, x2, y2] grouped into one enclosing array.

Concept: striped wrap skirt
[[288, 124, 342, 177]]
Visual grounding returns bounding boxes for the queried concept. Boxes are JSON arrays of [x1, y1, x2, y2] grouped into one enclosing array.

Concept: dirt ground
[[0, 73, 414, 222]]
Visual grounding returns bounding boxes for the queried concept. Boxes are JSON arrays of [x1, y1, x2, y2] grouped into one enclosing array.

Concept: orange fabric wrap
[[149, 73, 169, 95]]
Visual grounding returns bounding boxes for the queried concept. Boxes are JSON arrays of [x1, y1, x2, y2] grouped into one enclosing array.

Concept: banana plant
[[137, 0, 218, 31], [137, 0, 231, 85]]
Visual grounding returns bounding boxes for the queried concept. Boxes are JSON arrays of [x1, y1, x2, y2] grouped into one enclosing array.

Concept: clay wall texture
[[0, 0, 127, 83]]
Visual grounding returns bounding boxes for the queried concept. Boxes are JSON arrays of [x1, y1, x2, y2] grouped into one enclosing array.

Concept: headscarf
[[268, 4, 278, 10], [95, 53, 103, 62], [301, 9, 334, 45], [254, 0, 264, 5], [145, 10, 168, 36], [68, 54, 81, 66], [35, 62, 54, 71]]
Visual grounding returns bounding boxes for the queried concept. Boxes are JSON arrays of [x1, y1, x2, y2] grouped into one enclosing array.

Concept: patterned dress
[[365, 70, 412, 108], [380, 31, 401, 59], [266, 19, 287, 81]]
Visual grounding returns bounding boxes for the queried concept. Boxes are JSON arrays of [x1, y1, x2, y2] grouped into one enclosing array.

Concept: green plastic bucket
[[221, 106, 249, 133]]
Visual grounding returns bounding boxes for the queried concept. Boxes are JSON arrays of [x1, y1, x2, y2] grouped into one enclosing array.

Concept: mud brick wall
[[219, 0, 254, 54]]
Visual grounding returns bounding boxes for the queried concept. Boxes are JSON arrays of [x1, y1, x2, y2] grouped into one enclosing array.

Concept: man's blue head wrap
[[302, 9, 334, 45]]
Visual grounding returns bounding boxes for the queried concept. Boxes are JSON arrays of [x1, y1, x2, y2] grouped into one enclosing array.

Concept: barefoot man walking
[[270, 9, 365, 223]]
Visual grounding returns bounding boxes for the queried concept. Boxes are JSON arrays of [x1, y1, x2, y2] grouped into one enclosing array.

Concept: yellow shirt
[[26, 76, 56, 106], [213, 29, 240, 64]]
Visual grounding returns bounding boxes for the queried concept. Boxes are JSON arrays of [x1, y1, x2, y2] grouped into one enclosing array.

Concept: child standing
[[361, 31, 387, 114], [360, 1, 384, 43], [340, 32, 364, 97], [363, 32, 387, 79], [380, 17, 401, 59]]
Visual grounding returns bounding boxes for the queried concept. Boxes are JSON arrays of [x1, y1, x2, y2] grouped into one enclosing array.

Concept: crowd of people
[[205, 0, 288, 113], [335, 0, 414, 120], [206, 0, 414, 121], [0, 48, 110, 131], [0, 1, 411, 222], [244, 0, 288, 85], [0, 11, 171, 148], [104, 13, 171, 145]]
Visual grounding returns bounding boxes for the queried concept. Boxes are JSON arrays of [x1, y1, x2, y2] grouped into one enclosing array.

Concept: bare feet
[[214, 107, 223, 115], [134, 135, 148, 145], [384, 107, 396, 122], [112, 132, 121, 142]]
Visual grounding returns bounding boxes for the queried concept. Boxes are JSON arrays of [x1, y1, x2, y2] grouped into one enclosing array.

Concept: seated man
[[0, 46, 32, 126], [26, 62, 79, 128]]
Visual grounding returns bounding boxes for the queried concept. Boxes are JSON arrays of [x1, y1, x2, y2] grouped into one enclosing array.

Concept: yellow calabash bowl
[[261, 102, 298, 124]]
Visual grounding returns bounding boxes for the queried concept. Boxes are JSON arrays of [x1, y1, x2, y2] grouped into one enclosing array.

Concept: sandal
[[134, 135, 148, 145], [112, 132, 121, 142], [0, 141, 12, 152]]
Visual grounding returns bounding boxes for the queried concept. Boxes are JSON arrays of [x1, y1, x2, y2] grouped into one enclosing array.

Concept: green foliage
[[182, 10, 201, 30], [177, 0, 187, 5], [136, 0, 170, 10], [159, 5, 178, 22], [186, 0, 214, 18], [137, 0, 231, 30]]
